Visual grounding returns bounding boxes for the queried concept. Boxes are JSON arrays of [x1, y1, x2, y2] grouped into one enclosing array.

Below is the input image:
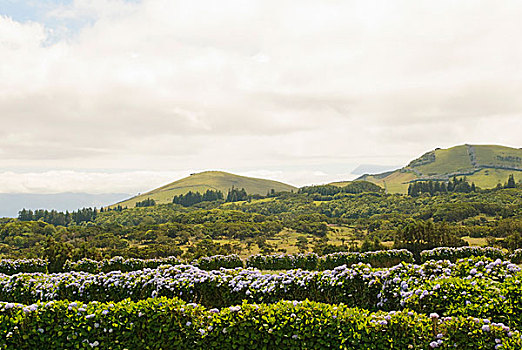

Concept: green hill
[[111, 171, 297, 208], [356, 144, 522, 193]]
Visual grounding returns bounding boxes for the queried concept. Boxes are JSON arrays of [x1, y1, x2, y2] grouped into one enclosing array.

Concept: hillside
[[356, 144, 522, 193], [111, 171, 297, 208]]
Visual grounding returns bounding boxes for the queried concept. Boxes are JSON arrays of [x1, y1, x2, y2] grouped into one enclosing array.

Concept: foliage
[[173, 190, 223, 207], [394, 220, 468, 259], [408, 177, 477, 197], [319, 249, 414, 270], [135, 198, 156, 207], [194, 254, 243, 270], [0, 298, 519, 349], [246, 253, 319, 270], [18, 207, 98, 226], [420, 246, 505, 263], [43, 237, 73, 273], [0, 258, 47, 274]]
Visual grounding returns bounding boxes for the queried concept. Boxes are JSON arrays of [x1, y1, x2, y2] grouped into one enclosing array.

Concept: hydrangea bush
[[0, 297, 520, 350], [420, 247, 505, 263]]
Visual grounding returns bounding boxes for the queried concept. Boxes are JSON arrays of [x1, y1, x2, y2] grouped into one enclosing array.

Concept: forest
[[1, 177, 519, 266]]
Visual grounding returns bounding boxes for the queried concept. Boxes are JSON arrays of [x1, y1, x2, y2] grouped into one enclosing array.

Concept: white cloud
[[0, 0, 521, 193], [0, 170, 186, 194]]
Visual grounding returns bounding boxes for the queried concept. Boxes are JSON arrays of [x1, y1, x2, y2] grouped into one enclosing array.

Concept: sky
[[1, 0, 521, 195]]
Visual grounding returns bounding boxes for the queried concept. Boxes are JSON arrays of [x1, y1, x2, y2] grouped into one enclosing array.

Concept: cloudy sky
[[1, 0, 521, 195]]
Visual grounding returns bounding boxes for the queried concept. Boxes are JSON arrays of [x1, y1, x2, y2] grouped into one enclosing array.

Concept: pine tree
[[506, 174, 516, 188]]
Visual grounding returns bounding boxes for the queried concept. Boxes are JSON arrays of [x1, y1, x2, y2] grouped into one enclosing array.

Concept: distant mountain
[[0, 193, 130, 218], [356, 144, 522, 193], [112, 171, 297, 208]]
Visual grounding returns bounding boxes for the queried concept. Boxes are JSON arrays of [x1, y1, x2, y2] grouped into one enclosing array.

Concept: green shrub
[[0, 259, 47, 274], [194, 254, 243, 270], [0, 298, 519, 349], [420, 247, 505, 263], [246, 253, 319, 270], [318, 249, 414, 270]]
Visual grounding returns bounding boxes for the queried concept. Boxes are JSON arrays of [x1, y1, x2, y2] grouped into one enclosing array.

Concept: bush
[[0, 298, 519, 350], [194, 254, 243, 270], [0, 259, 47, 274], [509, 249, 522, 264], [0, 263, 384, 309], [420, 247, 505, 263], [245, 253, 319, 270], [318, 249, 413, 270]]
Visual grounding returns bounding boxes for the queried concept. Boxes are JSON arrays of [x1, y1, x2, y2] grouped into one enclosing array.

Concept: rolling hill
[[111, 171, 297, 208], [355, 144, 522, 193]]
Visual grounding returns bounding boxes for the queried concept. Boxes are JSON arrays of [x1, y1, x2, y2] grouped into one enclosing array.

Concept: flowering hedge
[[0, 297, 520, 349], [245, 253, 319, 270], [193, 254, 243, 270], [0, 250, 413, 275], [0, 259, 47, 274], [64, 256, 182, 273], [7, 247, 515, 276], [0, 263, 385, 309], [64, 255, 243, 273], [318, 249, 414, 270], [420, 247, 505, 263], [1, 257, 520, 316], [246, 250, 414, 271], [379, 257, 521, 310]]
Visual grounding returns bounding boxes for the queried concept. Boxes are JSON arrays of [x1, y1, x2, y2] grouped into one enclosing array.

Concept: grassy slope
[[356, 144, 522, 194], [473, 144, 522, 167], [112, 171, 297, 208], [411, 146, 472, 175]]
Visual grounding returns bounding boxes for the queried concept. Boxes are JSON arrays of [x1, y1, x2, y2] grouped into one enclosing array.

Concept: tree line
[[18, 207, 98, 226], [408, 177, 477, 197]]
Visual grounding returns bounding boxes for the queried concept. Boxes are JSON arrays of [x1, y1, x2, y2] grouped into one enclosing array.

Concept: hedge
[[0, 259, 47, 274], [0, 297, 520, 349], [0, 263, 384, 309], [0, 246, 517, 276], [420, 247, 505, 263], [245, 250, 414, 271], [64, 256, 182, 273], [1, 258, 520, 313], [245, 253, 319, 270], [318, 249, 414, 270], [193, 254, 243, 270]]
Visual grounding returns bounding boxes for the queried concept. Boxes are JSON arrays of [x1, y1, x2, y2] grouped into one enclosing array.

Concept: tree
[[44, 237, 73, 273], [393, 219, 467, 260], [505, 174, 516, 188]]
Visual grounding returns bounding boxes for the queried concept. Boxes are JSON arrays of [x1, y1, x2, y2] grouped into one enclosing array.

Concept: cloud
[[0, 170, 186, 194], [0, 0, 521, 192]]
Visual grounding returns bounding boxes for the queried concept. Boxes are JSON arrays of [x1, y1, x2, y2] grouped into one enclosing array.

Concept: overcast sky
[[0, 0, 521, 194]]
